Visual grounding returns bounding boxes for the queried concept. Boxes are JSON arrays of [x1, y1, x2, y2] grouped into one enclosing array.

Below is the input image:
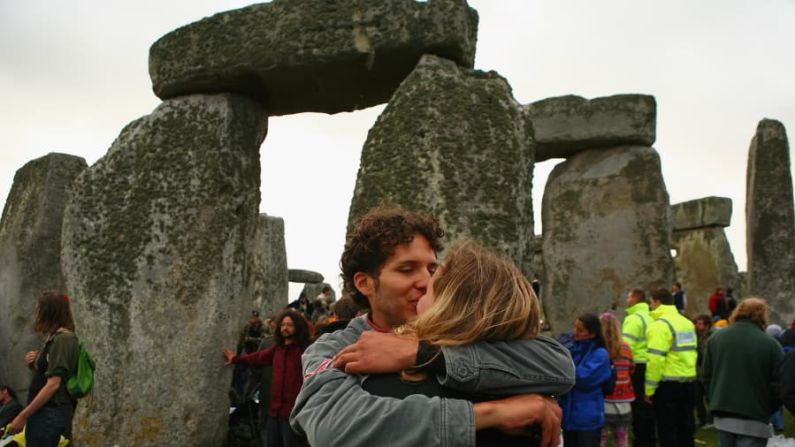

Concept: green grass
[[694, 408, 795, 446], [604, 409, 795, 446]]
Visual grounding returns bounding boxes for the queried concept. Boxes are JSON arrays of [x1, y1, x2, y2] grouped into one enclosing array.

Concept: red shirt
[[234, 342, 305, 417]]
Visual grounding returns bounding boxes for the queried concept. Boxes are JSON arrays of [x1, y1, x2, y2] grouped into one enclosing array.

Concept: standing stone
[[542, 146, 674, 333], [746, 119, 795, 324], [671, 197, 739, 316], [62, 94, 267, 446], [149, 0, 478, 116], [348, 54, 535, 275], [250, 214, 288, 319], [529, 235, 544, 281], [525, 94, 656, 162], [0, 153, 86, 400], [736, 271, 749, 300]]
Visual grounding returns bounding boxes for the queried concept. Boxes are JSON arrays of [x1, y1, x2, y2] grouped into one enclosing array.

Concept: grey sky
[[2, 0, 794, 304]]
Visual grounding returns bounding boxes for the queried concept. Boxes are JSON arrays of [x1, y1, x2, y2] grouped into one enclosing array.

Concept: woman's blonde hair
[[600, 312, 622, 359], [400, 240, 540, 346]]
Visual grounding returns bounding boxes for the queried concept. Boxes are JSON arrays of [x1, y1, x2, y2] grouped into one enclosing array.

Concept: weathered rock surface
[[288, 269, 324, 284], [671, 196, 732, 230], [746, 119, 795, 324], [348, 55, 535, 275], [672, 227, 739, 316], [541, 145, 673, 333], [251, 214, 289, 319], [0, 153, 87, 400], [62, 94, 267, 446], [529, 235, 544, 281], [149, 0, 478, 116], [525, 94, 656, 162], [736, 271, 749, 300]]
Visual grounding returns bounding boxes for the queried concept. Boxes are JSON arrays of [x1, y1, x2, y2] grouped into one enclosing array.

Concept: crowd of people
[[5, 203, 795, 447], [226, 207, 795, 447], [554, 284, 795, 447]]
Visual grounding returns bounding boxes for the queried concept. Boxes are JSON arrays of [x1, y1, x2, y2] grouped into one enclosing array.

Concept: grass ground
[[603, 409, 795, 446], [693, 409, 795, 446]]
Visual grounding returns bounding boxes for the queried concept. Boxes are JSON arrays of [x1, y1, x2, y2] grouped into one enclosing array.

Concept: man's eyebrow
[[392, 260, 438, 268]]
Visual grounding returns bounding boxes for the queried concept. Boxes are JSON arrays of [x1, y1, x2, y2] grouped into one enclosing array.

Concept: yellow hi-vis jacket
[[622, 302, 652, 363], [645, 304, 697, 397]]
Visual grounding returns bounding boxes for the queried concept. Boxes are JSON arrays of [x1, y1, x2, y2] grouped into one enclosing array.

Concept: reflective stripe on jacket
[[645, 304, 697, 396], [622, 302, 652, 363]]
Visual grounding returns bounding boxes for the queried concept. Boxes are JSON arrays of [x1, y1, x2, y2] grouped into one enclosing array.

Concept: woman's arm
[[6, 376, 61, 434], [474, 394, 562, 447], [334, 332, 575, 395]]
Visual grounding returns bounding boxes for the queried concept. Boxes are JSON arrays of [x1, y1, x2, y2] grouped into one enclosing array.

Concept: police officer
[[621, 288, 655, 447], [645, 288, 698, 447]]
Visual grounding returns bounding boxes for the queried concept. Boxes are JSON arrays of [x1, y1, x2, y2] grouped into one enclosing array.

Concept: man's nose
[[415, 269, 431, 291]]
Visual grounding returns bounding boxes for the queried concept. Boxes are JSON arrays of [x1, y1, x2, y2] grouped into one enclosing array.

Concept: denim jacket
[[290, 315, 575, 446]]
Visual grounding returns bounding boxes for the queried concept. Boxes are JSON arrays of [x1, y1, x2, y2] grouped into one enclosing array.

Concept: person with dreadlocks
[[224, 309, 311, 447]]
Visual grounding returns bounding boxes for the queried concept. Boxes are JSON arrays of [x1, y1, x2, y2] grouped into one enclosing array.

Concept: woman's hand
[[222, 348, 235, 366], [474, 394, 562, 447], [25, 350, 38, 366]]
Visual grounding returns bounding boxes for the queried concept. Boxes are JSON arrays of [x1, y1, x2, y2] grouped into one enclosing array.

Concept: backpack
[[602, 361, 618, 395], [66, 339, 96, 399]]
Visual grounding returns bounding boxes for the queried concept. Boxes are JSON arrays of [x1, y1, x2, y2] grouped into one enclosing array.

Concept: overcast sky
[[2, 0, 794, 303]]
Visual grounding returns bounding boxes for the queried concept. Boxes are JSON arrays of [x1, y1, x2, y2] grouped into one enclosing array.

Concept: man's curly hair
[[341, 203, 444, 309]]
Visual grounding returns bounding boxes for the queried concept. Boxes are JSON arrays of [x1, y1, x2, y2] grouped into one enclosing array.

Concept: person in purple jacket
[[559, 313, 612, 447]]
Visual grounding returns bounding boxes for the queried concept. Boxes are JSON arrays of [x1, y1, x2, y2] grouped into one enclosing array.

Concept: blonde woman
[[599, 313, 635, 447], [361, 240, 553, 446]]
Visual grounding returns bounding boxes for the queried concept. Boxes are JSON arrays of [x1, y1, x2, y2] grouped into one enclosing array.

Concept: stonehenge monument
[[1, 2, 792, 445], [252, 214, 290, 320], [61, 94, 268, 445], [541, 145, 674, 333], [532, 94, 673, 332], [746, 119, 795, 325], [671, 197, 739, 316], [348, 54, 535, 274], [526, 94, 656, 162], [149, 0, 477, 116], [0, 154, 87, 402]]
